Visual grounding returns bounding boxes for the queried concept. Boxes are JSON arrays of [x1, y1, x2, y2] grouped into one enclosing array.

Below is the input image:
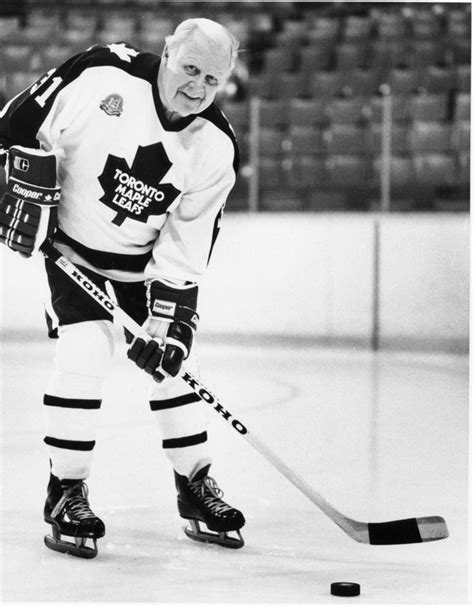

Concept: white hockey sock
[[149, 353, 211, 478], [44, 320, 115, 480]]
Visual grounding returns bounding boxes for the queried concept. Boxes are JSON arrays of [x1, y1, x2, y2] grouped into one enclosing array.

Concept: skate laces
[[191, 475, 234, 515], [52, 482, 97, 520]]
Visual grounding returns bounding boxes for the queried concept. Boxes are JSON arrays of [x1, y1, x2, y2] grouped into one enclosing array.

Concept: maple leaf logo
[[97, 143, 181, 226]]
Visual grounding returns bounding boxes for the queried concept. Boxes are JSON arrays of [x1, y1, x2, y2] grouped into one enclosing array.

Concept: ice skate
[[43, 474, 105, 559], [175, 464, 245, 549]]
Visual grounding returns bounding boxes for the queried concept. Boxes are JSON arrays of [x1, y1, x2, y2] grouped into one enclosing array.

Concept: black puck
[[330, 582, 360, 597]]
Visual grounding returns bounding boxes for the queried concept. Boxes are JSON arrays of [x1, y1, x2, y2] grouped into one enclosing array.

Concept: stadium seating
[[409, 122, 453, 153], [421, 66, 456, 94], [286, 155, 326, 189], [326, 155, 370, 187], [413, 154, 457, 186], [456, 66, 471, 93], [309, 71, 344, 98], [373, 156, 414, 190], [259, 99, 287, 128], [454, 94, 471, 122], [325, 97, 366, 124], [409, 93, 449, 122], [0, 0, 470, 212], [368, 124, 410, 154], [451, 122, 470, 153], [288, 98, 327, 128], [287, 126, 322, 155], [299, 45, 332, 75], [323, 125, 367, 155]]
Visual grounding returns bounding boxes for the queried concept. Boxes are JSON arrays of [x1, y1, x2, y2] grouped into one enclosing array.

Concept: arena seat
[[288, 98, 327, 128], [287, 126, 322, 155], [374, 13, 407, 39], [450, 39, 471, 66], [258, 128, 284, 157], [326, 155, 370, 187], [373, 156, 414, 189], [6, 72, 41, 98], [259, 157, 283, 188], [367, 95, 411, 123], [335, 41, 370, 70], [407, 40, 445, 68], [324, 125, 368, 155], [39, 45, 76, 70], [454, 93, 470, 122], [299, 45, 332, 75], [262, 47, 295, 74], [451, 122, 470, 153], [371, 40, 409, 70], [456, 66, 471, 93], [286, 156, 326, 189], [368, 124, 410, 154], [344, 69, 380, 96], [309, 71, 344, 98], [413, 154, 457, 186], [0, 44, 37, 72], [388, 68, 422, 95], [259, 99, 287, 128], [325, 97, 366, 124], [421, 66, 456, 94], [457, 152, 470, 185], [409, 93, 449, 122], [409, 122, 453, 153], [342, 15, 372, 40], [272, 72, 304, 100]]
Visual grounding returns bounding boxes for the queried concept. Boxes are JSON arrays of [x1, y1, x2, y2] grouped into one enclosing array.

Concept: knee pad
[[47, 320, 115, 398]]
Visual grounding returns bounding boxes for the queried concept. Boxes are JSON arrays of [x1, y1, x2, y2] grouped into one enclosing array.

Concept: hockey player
[[0, 18, 245, 557]]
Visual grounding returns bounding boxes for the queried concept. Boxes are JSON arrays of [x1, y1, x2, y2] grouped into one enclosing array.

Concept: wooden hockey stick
[[40, 241, 449, 545]]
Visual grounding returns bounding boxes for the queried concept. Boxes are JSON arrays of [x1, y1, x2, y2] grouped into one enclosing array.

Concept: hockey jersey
[[0, 42, 239, 284]]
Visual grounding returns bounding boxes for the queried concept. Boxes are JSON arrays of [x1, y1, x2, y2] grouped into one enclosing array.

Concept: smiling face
[[158, 30, 232, 120]]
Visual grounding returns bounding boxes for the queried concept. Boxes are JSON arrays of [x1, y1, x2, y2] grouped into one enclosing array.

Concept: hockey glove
[[0, 146, 60, 257], [127, 280, 199, 383]]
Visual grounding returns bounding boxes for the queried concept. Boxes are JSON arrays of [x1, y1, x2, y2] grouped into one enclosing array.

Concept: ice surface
[[0, 336, 469, 604]]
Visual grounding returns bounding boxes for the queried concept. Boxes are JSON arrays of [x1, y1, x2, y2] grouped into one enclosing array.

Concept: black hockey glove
[[0, 146, 60, 257], [127, 280, 199, 383]]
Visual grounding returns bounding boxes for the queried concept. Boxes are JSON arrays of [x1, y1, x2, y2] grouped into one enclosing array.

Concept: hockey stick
[[40, 240, 449, 545]]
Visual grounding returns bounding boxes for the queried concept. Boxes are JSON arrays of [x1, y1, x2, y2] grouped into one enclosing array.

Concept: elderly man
[[0, 18, 245, 557]]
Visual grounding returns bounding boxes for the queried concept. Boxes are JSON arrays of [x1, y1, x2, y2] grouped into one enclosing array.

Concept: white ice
[[0, 333, 469, 604]]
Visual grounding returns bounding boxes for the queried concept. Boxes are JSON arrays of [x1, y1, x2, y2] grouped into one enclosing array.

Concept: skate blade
[[44, 530, 98, 559], [184, 519, 244, 549]]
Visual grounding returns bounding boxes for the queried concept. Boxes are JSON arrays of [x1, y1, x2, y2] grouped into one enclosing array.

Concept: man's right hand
[[0, 146, 60, 257]]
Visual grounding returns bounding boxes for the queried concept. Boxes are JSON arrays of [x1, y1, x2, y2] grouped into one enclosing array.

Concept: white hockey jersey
[[0, 42, 239, 284]]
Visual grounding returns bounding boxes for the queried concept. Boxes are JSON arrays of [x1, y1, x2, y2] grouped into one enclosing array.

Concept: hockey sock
[[44, 320, 114, 479], [149, 369, 212, 477]]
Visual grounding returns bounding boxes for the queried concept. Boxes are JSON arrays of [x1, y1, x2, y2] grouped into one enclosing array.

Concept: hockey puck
[[330, 582, 360, 597]]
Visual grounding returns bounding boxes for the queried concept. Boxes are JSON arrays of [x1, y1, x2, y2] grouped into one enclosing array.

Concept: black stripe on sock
[[44, 394, 102, 409], [150, 392, 201, 411], [162, 431, 208, 449], [44, 436, 96, 451]]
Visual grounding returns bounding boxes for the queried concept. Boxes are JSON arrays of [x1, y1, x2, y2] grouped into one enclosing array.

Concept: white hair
[[164, 18, 239, 73]]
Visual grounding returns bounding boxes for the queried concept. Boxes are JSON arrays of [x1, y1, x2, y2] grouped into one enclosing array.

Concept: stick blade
[[368, 516, 449, 545]]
